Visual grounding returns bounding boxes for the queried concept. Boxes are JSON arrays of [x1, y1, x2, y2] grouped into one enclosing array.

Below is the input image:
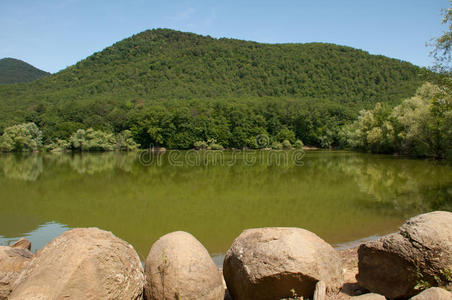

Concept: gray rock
[[223, 227, 343, 300]]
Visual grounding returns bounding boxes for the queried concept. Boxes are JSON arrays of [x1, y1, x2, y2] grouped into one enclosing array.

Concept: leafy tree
[[294, 139, 304, 149], [271, 141, 283, 150], [429, 3, 451, 73], [341, 103, 395, 153], [69, 128, 116, 151], [282, 139, 292, 149], [116, 130, 140, 151], [194, 140, 208, 150], [0, 122, 42, 152], [341, 83, 451, 158], [46, 139, 70, 152], [276, 127, 296, 143], [69, 129, 88, 151]]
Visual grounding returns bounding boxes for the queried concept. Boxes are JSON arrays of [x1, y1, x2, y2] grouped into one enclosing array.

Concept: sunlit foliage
[[340, 83, 451, 158], [0, 122, 42, 152], [0, 29, 423, 149]]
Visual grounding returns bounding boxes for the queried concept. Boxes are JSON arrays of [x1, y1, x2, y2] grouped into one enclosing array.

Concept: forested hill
[[0, 58, 49, 84], [0, 29, 425, 147]]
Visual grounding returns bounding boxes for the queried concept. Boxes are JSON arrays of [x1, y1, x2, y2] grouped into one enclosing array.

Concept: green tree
[[282, 139, 292, 149], [342, 103, 395, 153], [429, 3, 451, 73], [342, 83, 451, 158], [294, 139, 304, 149], [0, 122, 42, 152], [116, 130, 140, 151], [69, 128, 116, 151], [276, 127, 296, 143]]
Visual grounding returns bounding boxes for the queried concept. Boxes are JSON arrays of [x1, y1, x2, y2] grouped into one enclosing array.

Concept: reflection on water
[[0, 151, 450, 259], [0, 221, 69, 253], [0, 154, 43, 181]]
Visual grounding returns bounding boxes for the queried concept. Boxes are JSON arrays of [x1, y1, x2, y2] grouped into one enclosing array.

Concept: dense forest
[[0, 29, 429, 150], [0, 58, 50, 84]]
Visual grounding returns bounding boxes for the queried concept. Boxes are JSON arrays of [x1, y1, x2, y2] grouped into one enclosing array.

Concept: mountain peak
[[0, 57, 50, 84]]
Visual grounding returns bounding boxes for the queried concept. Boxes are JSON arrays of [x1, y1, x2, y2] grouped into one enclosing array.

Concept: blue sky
[[1, 0, 449, 73]]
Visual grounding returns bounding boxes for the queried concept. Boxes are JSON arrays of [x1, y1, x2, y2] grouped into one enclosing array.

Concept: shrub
[[116, 130, 140, 151], [46, 139, 70, 152], [69, 128, 116, 151], [294, 139, 304, 149], [0, 122, 42, 152], [276, 128, 296, 143], [194, 140, 208, 150], [208, 143, 224, 150], [271, 141, 283, 150], [282, 139, 292, 149]]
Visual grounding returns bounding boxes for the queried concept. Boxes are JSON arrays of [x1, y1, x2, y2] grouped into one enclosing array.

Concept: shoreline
[[2, 211, 451, 299]]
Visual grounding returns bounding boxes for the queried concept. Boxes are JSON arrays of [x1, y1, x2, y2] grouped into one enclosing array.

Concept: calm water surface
[[0, 151, 450, 261]]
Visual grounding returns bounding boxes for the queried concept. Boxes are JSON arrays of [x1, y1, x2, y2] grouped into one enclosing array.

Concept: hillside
[[0, 29, 425, 147], [0, 58, 49, 84]]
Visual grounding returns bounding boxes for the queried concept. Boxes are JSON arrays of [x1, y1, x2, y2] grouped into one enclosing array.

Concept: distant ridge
[[0, 58, 50, 84], [0, 29, 422, 103], [0, 29, 425, 144]]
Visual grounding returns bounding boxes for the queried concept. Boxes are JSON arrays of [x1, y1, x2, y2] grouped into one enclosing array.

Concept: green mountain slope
[[0, 29, 425, 147], [0, 58, 49, 84]]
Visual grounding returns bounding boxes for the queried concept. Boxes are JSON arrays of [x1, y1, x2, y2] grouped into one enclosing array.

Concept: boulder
[[0, 240, 33, 299], [357, 211, 452, 299], [11, 238, 31, 251], [144, 231, 224, 300], [352, 293, 386, 300], [9, 228, 144, 300], [223, 227, 343, 300], [410, 287, 452, 300]]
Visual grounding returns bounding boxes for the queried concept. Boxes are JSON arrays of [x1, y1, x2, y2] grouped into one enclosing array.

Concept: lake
[[0, 150, 451, 263]]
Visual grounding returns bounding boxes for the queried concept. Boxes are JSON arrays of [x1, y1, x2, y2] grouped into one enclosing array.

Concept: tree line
[[1, 82, 449, 159], [0, 97, 346, 152]]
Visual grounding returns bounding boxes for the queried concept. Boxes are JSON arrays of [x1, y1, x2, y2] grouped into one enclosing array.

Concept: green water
[[0, 151, 450, 260]]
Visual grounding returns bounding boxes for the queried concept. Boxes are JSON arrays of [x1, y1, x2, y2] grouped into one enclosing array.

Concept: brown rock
[[223, 227, 343, 300], [352, 293, 386, 300], [144, 231, 224, 300], [0, 245, 33, 299], [9, 228, 144, 300], [11, 238, 31, 250], [410, 287, 452, 300], [357, 211, 452, 299]]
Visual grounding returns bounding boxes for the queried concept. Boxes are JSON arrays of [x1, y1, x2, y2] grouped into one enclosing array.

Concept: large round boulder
[[0, 239, 33, 299], [144, 231, 224, 300], [223, 227, 344, 300], [357, 211, 452, 299], [9, 228, 144, 300]]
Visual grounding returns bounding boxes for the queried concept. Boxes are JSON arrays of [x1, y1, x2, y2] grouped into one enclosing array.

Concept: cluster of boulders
[[0, 211, 450, 299]]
